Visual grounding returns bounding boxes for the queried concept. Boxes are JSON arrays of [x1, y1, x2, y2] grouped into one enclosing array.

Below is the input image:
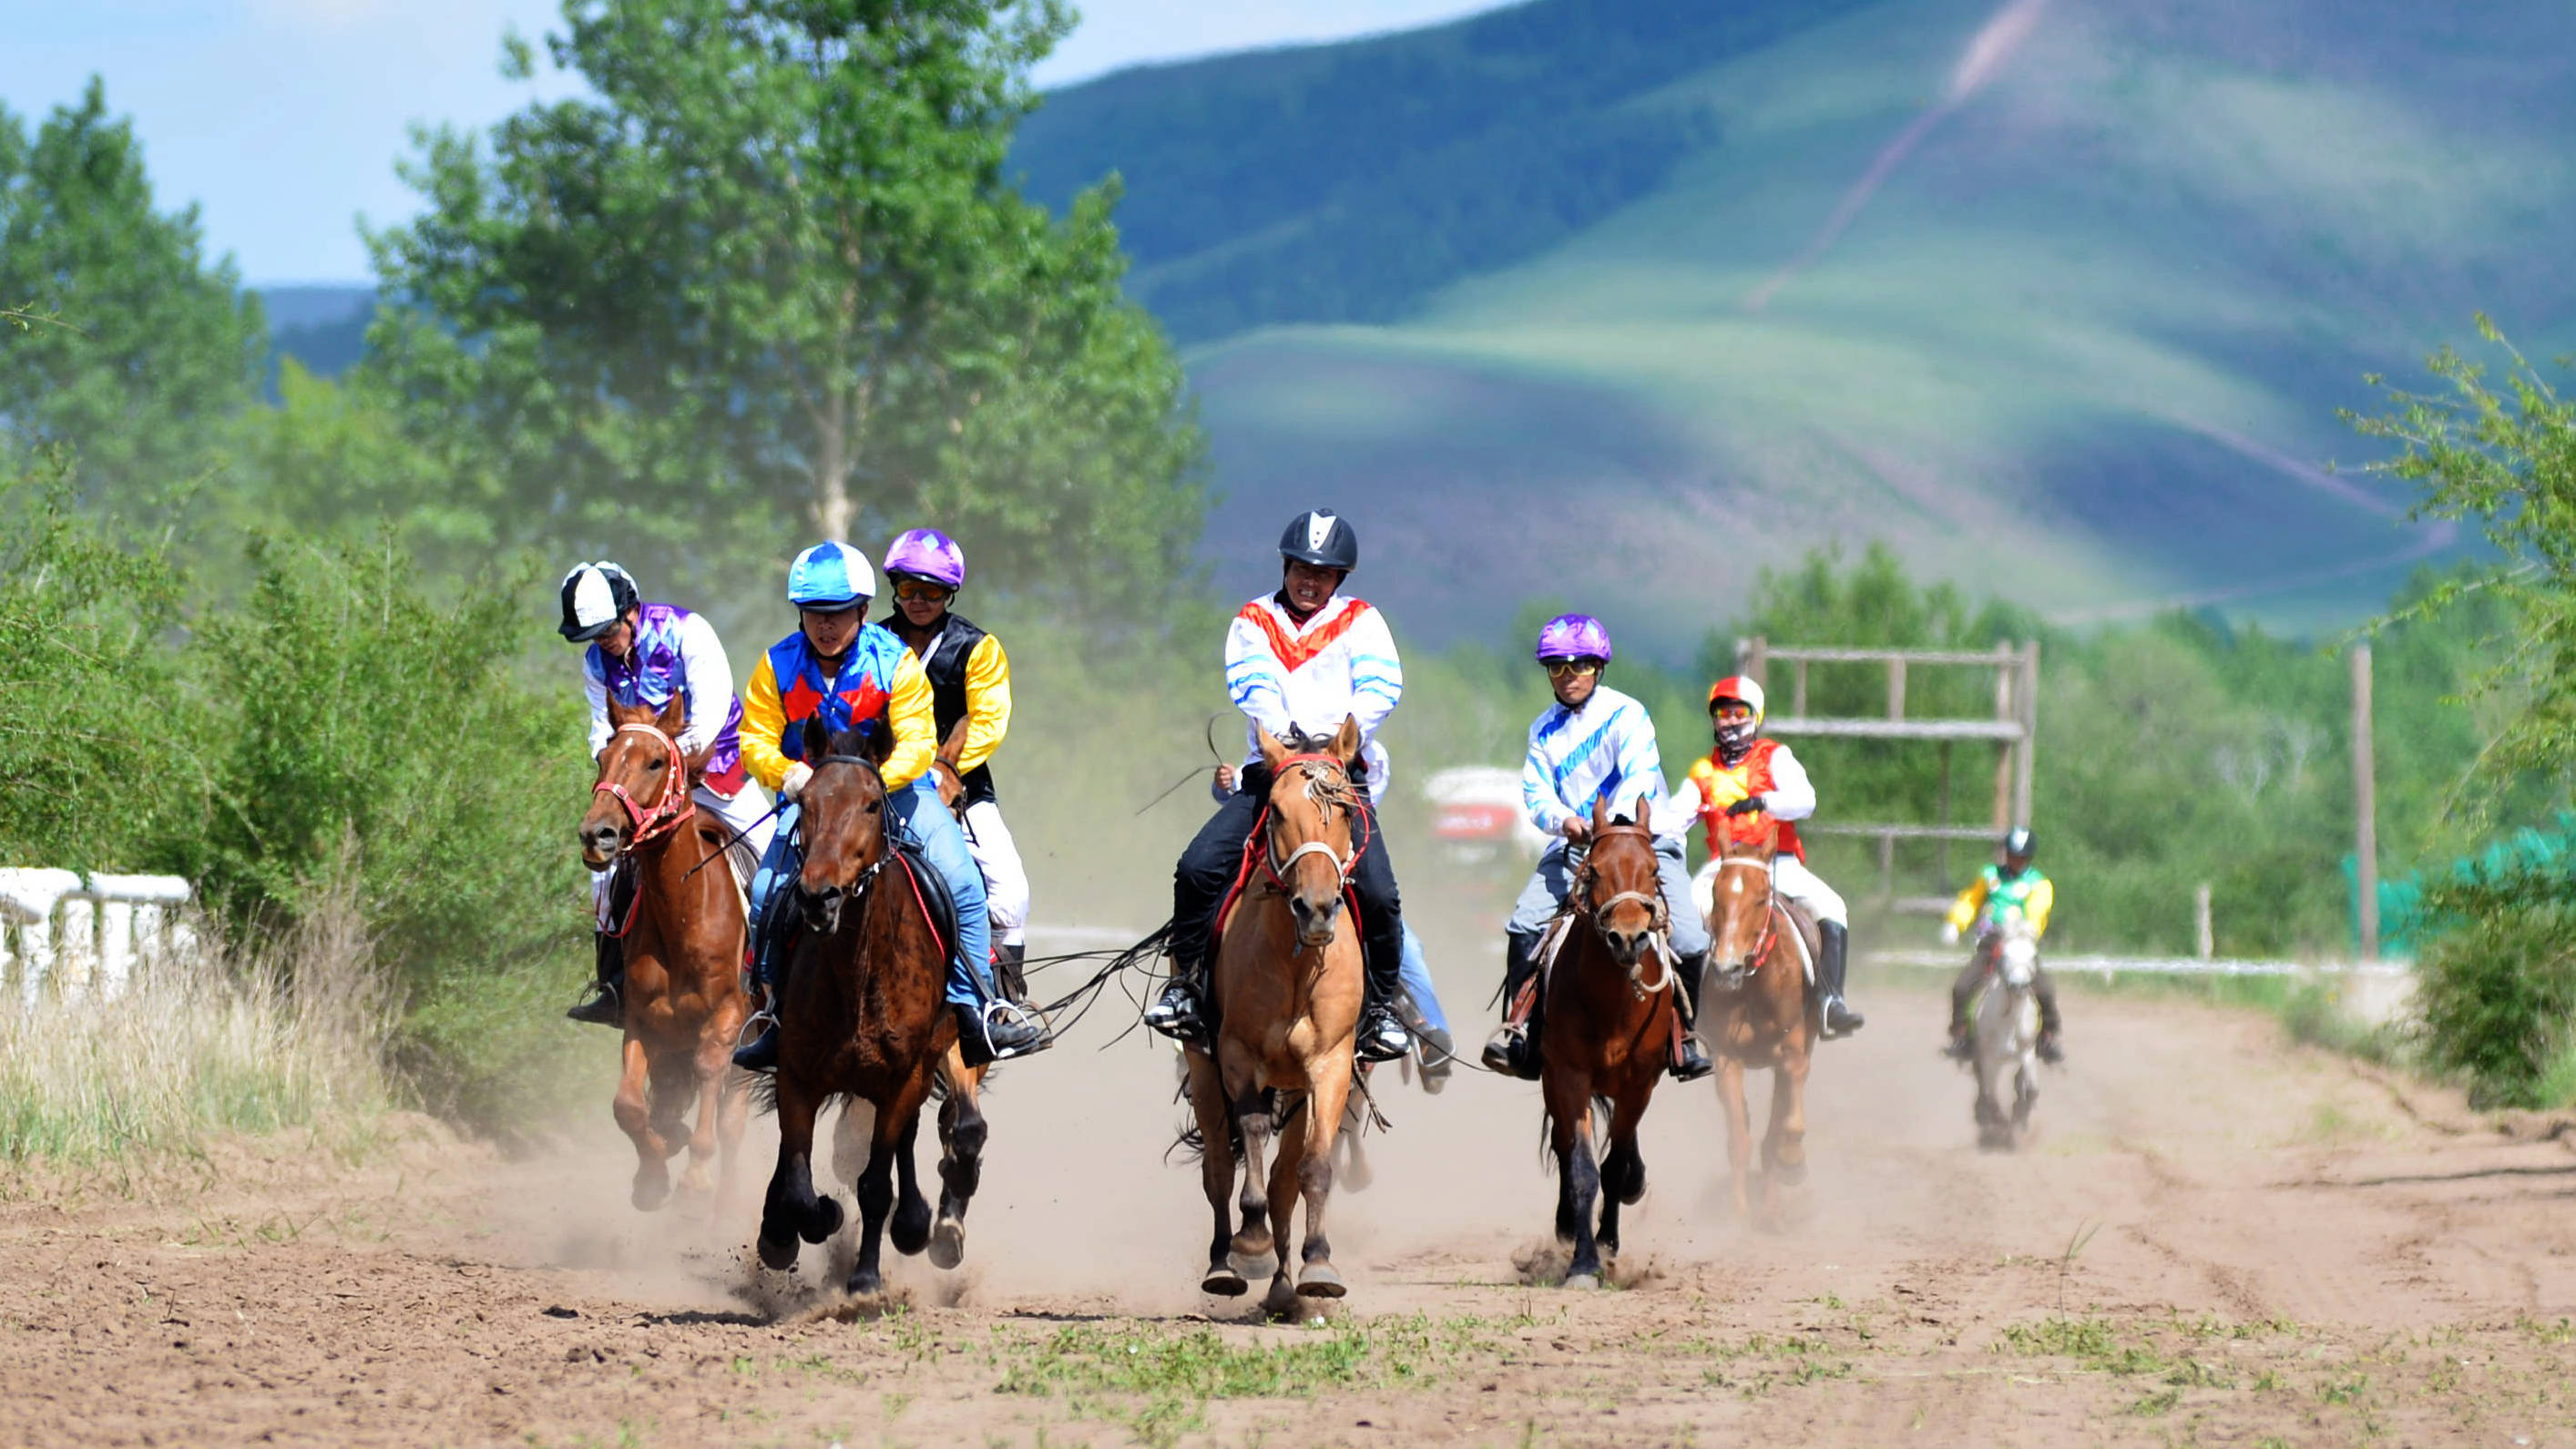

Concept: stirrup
[[1357, 1005, 1411, 1064], [1669, 1032, 1713, 1083], [1142, 979, 1206, 1044], [731, 1012, 781, 1072], [966, 999, 1051, 1066], [1942, 1029, 1973, 1062], [566, 982, 622, 1027], [1821, 996, 1865, 1039]]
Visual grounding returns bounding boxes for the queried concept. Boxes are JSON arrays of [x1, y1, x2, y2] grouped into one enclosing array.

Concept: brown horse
[[756, 719, 988, 1296], [575, 692, 754, 1213], [828, 719, 992, 1269], [1538, 794, 1682, 1289], [1182, 719, 1366, 1313], [1699, 821, 1819, 1228]]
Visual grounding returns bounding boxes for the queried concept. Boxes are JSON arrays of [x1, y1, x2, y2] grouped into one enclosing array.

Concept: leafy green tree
[[0, 80, 265, 508], [368, 0, 1204, 601]]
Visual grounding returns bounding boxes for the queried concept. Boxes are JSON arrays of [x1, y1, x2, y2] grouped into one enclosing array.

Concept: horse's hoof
[[1200, 1267, 1249, 1297], [847, 1268, 883, 1298], [756, 1231, 799, 1272], [631, 1178, 671, 1213], [1262, 1277, 1299, 1317], [1296, 1262, 1346, 1299], [801, 1195, 844, 1245], [1771, 1158, 1806, 1188], [1228, 1248, 1278, 1281], [1563, 1271, 1601, 1291], [929, 1218, 966, 1270], [892, 1199, 933, 1257], [1231, 1227, 1274, 1261], [1620, 1173, 1647, 1208]]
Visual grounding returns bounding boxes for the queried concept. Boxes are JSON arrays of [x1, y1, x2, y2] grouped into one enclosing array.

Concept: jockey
[[1668, 677, 1866, 1039], [877, 527, 1035, 1004], [558, 560, 773, 1028], [1942, 826, 2062, 1063], [1144, 507, 1414, 1063], [730, 541, 1049, 1069], [1482, 614, 1715, 1083]]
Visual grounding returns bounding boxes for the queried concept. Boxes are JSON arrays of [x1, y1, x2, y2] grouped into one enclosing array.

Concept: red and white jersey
[[1222, 592, 1403, 797]]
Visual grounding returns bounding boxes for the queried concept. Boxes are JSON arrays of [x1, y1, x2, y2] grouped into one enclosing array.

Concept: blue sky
[[2, 0, 1501, 286]]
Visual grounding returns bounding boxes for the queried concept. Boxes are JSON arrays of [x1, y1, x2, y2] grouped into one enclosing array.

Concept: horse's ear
[[656, 689, 688, 736], [1331, 713, 1361, 768], [800, 716, 829, 762], [1631, 792, 1656, 829], [866, 721, 894, 766], [1256, 726, 1288, 771], [608, 693, 652, 727], [937, 715, 968, 769], [1591, 791, 1612, 834]]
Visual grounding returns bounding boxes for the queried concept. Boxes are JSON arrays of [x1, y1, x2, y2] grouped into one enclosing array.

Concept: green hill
[[1017, 0, 2574, 655]]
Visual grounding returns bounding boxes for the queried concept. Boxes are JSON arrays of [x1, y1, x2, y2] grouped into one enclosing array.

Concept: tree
[[368, 0, 1205, 602], [0, 79, 265, 509]]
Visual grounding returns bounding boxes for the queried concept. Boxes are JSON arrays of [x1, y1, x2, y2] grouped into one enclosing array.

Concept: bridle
[[1579, 823, 1675, 997], [1259, 752, 1365, 893], [796, 751, 894, 913], [1708, 849, 1783, 989], [591, 722, 696, 850]]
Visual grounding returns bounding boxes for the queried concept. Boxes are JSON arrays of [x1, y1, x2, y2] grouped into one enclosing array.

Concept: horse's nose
[[1289, 894, 1340, 946], [579, 821, 620, 856]]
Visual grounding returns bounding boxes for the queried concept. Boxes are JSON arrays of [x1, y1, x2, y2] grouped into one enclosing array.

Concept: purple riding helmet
[[1535, 613, 1614, 663], [882, 528, 966, 590]]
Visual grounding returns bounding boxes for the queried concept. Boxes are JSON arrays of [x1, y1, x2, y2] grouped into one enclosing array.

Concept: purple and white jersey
[[583, 602, 746, 796]]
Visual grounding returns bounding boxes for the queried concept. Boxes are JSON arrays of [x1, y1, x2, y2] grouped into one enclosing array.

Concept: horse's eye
[[864, 799, 882, 814], [647, 757, 667, 770]]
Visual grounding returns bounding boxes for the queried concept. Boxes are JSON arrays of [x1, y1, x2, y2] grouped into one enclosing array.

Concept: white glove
[[782, 761, 813, 801], [1939, 921, 1960, 946]]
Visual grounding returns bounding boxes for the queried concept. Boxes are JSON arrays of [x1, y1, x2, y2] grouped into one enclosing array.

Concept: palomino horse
[[1699, 820, 1819, 1228], [829, 719, 993, 1269], [1539, 795, 1681, 1289], [756, 719, 988, 1296], [1969, 913, 2042, 1150], [576, 692, 755, 1213], [1183, 719, 1367, 1313]]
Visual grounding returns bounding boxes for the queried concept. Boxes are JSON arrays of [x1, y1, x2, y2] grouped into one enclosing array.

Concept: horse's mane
[[1271, 730, 1360, 815]]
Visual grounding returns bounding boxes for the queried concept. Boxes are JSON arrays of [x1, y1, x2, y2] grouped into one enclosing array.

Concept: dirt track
[[8, 980, 2576, 1447]]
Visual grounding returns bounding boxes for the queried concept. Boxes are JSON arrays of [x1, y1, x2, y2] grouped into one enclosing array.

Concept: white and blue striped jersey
[[1522, 684, 1677, 839], [1223, 593, 1402, 796]]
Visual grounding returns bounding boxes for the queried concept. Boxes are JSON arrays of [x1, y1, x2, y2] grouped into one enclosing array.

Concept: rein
[[592, 722, 696, 850], [1259, 752, 1368, 893], [1579, 825, 1676, 998], [1710, 852, 1784, 989]]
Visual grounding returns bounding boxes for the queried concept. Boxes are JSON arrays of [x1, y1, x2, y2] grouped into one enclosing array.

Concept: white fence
[[0, 869, 198, 1008]]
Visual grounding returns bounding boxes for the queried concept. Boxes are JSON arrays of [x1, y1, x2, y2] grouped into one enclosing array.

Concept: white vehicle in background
[[1423, 766, 1548, 863]]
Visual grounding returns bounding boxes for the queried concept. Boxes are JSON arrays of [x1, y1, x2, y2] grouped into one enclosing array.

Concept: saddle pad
[[891, 840, 960, 964]]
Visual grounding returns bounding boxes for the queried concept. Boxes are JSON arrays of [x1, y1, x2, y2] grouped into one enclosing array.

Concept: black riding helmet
[[1280, 508, 1358, 572], [558, 560, 639, 642], [2002, 826, 2037, 862]]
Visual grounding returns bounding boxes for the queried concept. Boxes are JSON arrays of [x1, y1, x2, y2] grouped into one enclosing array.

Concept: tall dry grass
[[0, 874, 398, 1165]]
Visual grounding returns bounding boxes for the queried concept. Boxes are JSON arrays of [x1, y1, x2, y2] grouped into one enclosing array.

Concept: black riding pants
[[1949, 951, 2062, 1034], [1170, 786, 1403, 1005]]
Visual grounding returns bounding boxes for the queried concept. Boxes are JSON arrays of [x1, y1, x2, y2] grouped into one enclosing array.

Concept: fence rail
[[0, 868, 199, 1006], [1867, 948, 2411, 979]]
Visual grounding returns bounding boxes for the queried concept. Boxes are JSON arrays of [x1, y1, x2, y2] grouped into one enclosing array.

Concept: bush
[[2410, 888, 2576, 1108]]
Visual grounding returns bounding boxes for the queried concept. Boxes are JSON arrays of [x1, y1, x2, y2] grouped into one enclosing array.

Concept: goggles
[[1541, 658, 1602, 680], [891, 579, 954, 604]]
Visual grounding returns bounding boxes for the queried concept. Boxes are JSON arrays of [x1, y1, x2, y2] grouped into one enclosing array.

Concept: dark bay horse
[[1183, 719, 1366, 1313], [576, 692, 753, 1213], [1538, 794, 1681, 1289], [1700, 820, 1819, 1228], [756, 720, 987, 1296]]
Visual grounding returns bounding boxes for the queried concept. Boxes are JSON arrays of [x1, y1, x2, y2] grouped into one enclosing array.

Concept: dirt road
[[7, 982, 2575, 1447]]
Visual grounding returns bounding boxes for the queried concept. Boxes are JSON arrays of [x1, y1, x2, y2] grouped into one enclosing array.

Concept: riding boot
[[1357, 928, 1413, 1064], [1816, 921, 1865, 1039], [1143, 951, 1210, 1045], [731, 885, 801, 1072], [567, 930, 625, 1027], [1482, 931, 1545, 1080], [994, 940, 1029, 1005], [2034, 966, 2065, 1064], [1668, 950, 1714, 1082]]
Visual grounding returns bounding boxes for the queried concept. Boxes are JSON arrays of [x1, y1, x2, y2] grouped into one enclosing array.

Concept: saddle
[[889, 837, 961, 966]]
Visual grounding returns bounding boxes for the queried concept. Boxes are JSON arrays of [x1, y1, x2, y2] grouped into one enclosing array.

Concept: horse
[[1538, 794, 1681, 1290], [576, 691, 755, 1214], [1969, 913, 2042, 1150], [1698, 819, 1819, 1229], [1181, 719, 1367, 1313], [755, 719, 988, 1296]]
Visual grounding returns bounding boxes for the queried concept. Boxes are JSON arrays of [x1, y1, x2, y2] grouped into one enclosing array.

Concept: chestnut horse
[[1539, 794, 1681, 1289], [1699, 820, 1819, 1228], [575, 692, 753, 1213], [756, 719, 988, 1296], [1182, 719, 1366, 1313]]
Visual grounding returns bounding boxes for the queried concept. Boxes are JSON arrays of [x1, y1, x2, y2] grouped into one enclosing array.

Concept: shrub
[[2408, 883, 2576, 1107]]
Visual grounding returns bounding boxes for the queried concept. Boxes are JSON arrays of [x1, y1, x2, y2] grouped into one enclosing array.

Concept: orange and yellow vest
[[1689, 738, 1805, 861]]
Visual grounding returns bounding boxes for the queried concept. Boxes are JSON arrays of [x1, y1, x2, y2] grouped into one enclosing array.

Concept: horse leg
[[1598, 1087, 1651, 1263], [1293, 1071, 1351, 1300], [1184, 1048, 1246, 1296], [1262, 1106, 1308, 1312], [850, 1078, 933, 1297], [756, 1077, 843, 1272], [1713, 1056, 1753, 1219], [714, 1059, 751, 1226], [1767, 1035, 1812, 1188], [1228, 1076, 1278, 1274], [615, 1035, 672, 1212], [1561, 1116, 1605, 1290], [678, 1032, 725, 1201], [890, 1103, 933, 1258], [930, 1050, 986, 1270]]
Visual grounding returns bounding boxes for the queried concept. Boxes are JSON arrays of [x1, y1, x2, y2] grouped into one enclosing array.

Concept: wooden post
[[2013, 640, 2039, 829], [2353, 644, 2378, 962], [1792, 658, 1809, 719], [2194, 883, 2213, 961], [1738, 636, 1768, 689], [1887, 657, 1907, 720], [1937, 740, 1955, 884], [1990, 641, 2016, 831], [1879, 829, 1897, 904]]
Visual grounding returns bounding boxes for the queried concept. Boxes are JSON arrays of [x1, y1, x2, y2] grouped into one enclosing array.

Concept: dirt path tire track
[[9, 987, 2576, 1446]]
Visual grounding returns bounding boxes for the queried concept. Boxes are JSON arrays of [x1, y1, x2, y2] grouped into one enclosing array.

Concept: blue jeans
[[1505, 839, 1712, 958], [750, 778, 997, 1011], [1397, 923, 1448, 1034]]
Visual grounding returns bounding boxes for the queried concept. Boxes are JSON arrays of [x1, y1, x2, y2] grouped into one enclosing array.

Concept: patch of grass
[[1996, 1316, 2168, 1376]]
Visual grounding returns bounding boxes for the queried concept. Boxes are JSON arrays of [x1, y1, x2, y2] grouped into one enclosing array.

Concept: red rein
[[593, 724, 697, 849]]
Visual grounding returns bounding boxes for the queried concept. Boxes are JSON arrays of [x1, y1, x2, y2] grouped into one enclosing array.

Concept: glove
[[1702, 774, 1748, 810], [1723, 795, 1767, 817], [782, 761, 813, 801], [1940, 921, 1960, 946]]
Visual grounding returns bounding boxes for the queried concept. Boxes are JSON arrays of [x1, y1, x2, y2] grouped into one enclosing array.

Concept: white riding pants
[[962, 798, 1030, 947], [590, 783, 775, 916], [1691, 852, 1849, 928]]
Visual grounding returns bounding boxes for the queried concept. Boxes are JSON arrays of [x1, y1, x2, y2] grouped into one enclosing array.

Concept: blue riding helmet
[[787, 541, 875, 608]]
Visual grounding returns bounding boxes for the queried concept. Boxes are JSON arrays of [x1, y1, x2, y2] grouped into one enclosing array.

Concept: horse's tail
[[1534, 1094, 1617, 1174], [1163, 1066, 1246, 1166]]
